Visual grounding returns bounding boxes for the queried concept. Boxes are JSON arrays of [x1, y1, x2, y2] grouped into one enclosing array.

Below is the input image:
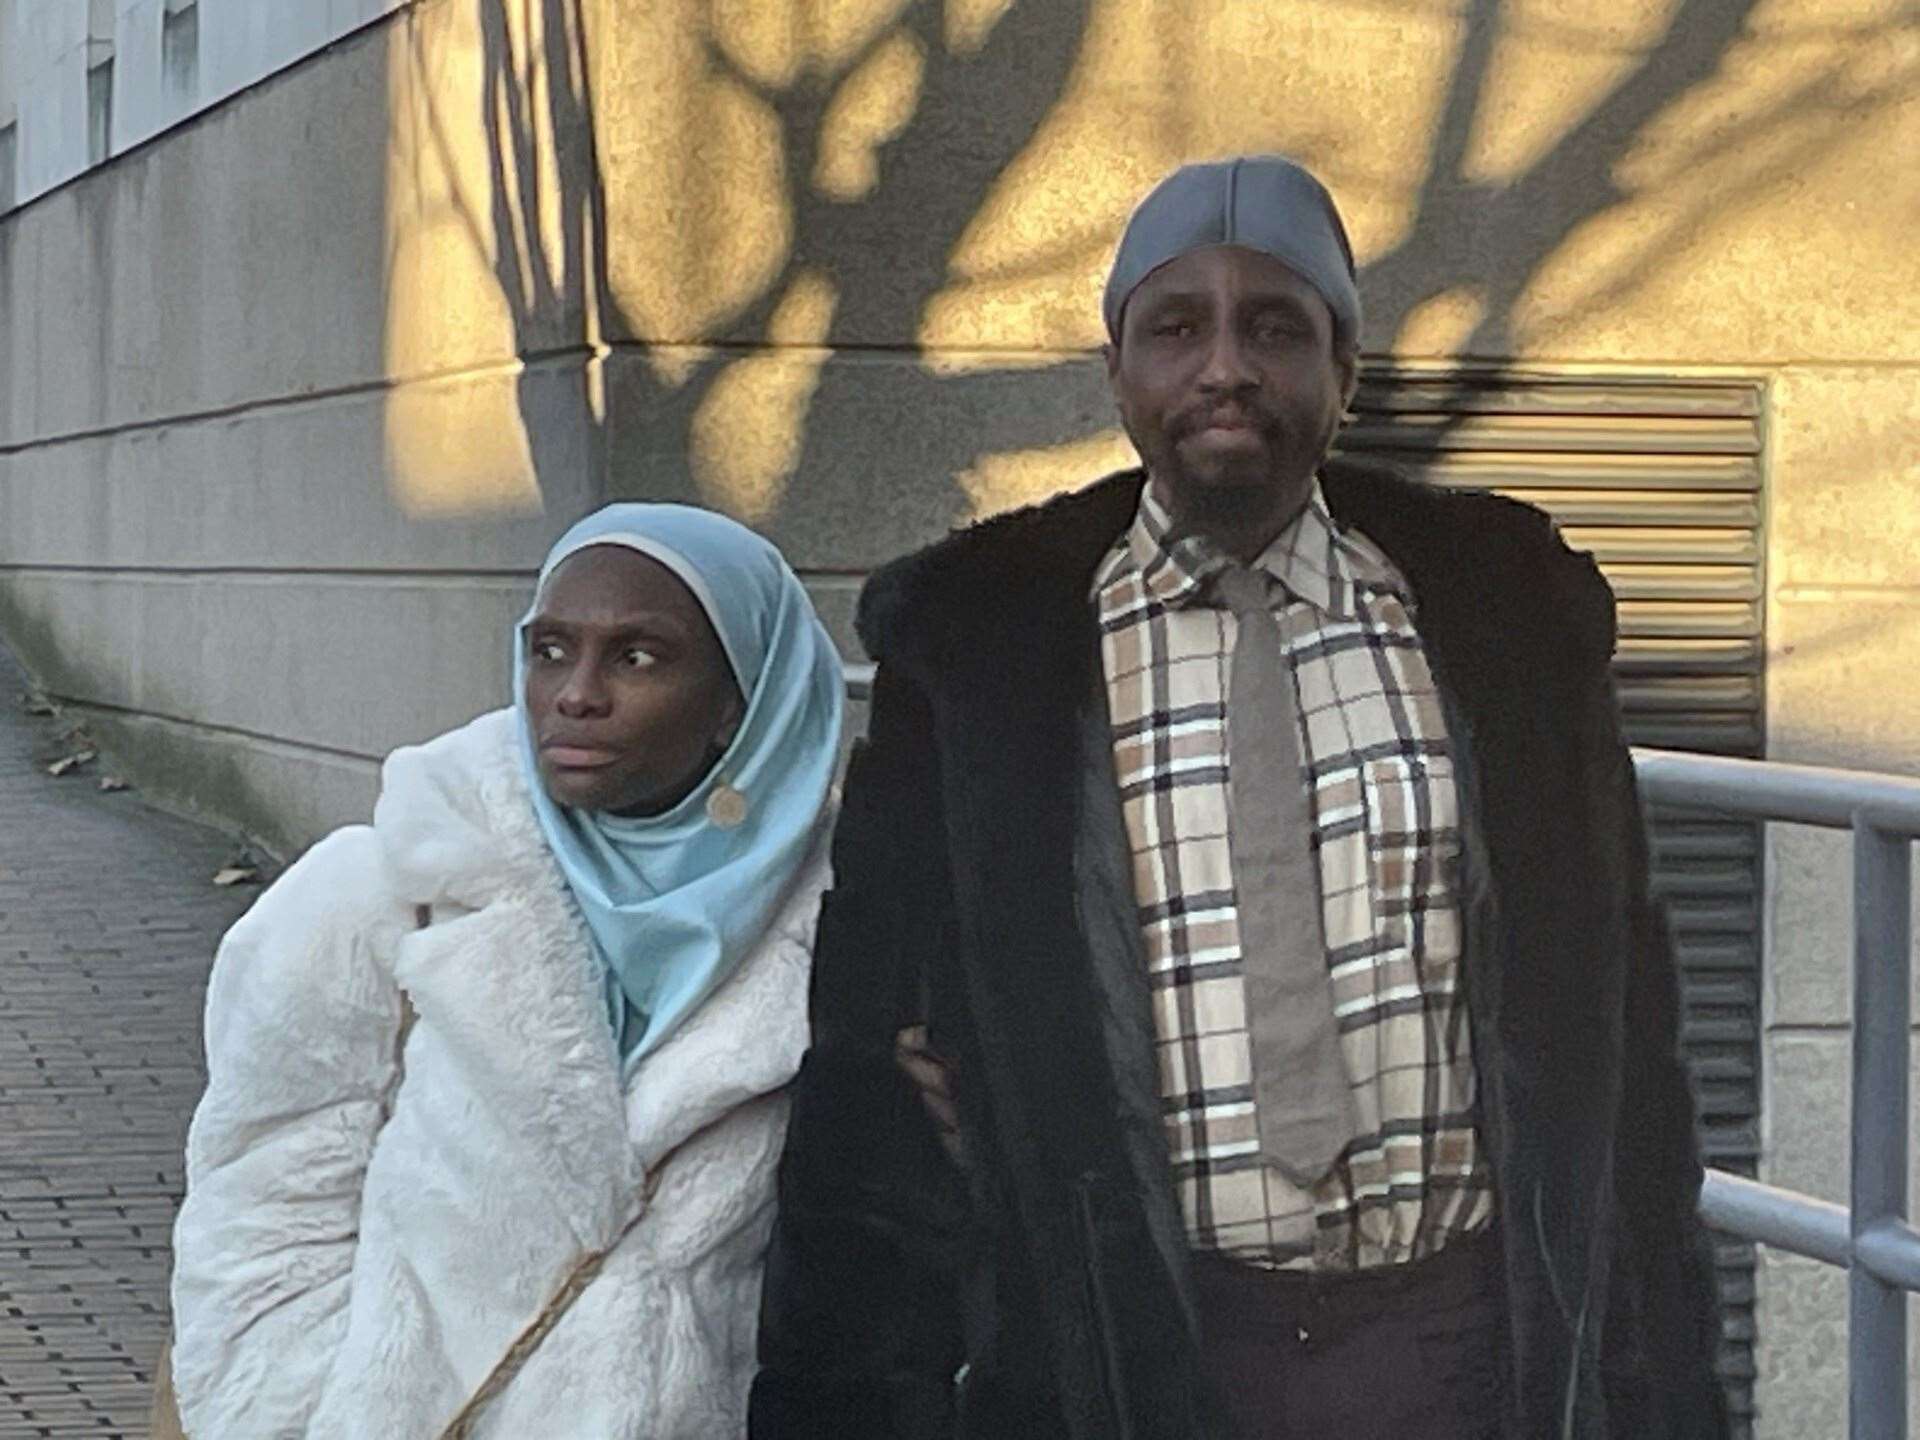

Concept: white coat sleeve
[[169, 825, 409, 1439]]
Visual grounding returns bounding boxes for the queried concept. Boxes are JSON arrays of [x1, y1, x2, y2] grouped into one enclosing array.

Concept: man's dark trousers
[[1192, 1230, 1507, 1439]]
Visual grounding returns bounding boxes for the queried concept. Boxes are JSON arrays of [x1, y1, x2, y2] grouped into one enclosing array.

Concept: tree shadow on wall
[[431, 0, 1100, 567], [449, 0, 1917, 556], [1362, 0, 1920, 361]]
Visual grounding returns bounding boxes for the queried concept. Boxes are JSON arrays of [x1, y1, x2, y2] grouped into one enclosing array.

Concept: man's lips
[[1178, 408, 1266, 439], [541, 743, 622, 769], [1183, 421, 1266, 449]]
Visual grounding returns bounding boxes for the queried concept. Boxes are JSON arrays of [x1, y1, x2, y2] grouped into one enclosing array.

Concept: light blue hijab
[[514, 504, 844, 1069]]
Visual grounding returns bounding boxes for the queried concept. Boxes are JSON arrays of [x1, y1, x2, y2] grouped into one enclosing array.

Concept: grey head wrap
[[1103, 155, 1362, 348]]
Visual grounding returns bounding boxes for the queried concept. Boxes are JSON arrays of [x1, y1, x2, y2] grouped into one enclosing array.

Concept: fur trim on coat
[[171, 709, 830, 1439]]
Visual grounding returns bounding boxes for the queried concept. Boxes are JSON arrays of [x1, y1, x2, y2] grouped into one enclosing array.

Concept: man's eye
[[1153, 319, 1195, 338], [531, 640, 566, 664], [1252, 318, 1307, 345], [621, 647, 659, 669]]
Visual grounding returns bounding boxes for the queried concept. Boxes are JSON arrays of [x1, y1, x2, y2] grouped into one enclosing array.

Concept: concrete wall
[[0, 0, 1915, 1430], [0, 0, 602, 845], [1760, 365, 1920, 1435]]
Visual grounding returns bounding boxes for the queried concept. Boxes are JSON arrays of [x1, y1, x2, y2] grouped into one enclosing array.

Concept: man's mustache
[[1169, 401, 1280, 440]]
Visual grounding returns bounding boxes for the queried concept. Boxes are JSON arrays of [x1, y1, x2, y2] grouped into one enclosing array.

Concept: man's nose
[[1196, 325, 1256, 394]]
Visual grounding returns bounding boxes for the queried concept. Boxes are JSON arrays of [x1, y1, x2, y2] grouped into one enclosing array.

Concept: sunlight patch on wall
[[945, 0, 1016, 55], [814, 31, 926, 201], [383, 4, 547, 518], [1394, 286, 1489, 359], [710, 0, 911, 89], [647, 345, 720, 390], [385, 370, 543, 519], [917, 344, 1071, 376], [385, 9, 519, 377], [690, 270, 839, 521], [916, 217, 1113, 353], [956, 429, 1139, 522], [603, 4, 792, 351], [708, 0, 804, 91]]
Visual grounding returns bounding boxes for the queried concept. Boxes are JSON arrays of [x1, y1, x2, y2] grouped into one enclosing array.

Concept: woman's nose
[[555, 664, 610, 717]]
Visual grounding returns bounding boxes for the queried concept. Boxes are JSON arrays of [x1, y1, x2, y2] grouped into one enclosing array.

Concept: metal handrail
[[1634, 746, 1918, 1440], [1698, 1170, 1852, 1268], [1632, 746, 1920, 831]]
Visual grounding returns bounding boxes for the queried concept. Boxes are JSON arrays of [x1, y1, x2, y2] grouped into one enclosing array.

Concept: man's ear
[[1336, 345, 1360, 413], [1103, 338, 1120, 384]]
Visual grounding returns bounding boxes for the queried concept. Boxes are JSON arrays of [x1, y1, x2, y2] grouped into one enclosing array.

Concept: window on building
[[86, 62, 113, 165], [0, 0, 15, 209], [0, 122, 16, 215], [86, 0, 113, 166], [162, 0, 199, 113]]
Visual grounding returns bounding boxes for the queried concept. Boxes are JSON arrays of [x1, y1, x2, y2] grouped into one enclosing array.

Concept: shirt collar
[[1122, 477, 1404, 618]]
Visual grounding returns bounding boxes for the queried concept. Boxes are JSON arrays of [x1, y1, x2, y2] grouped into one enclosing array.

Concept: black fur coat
[[750, 462, 1729, 1440]]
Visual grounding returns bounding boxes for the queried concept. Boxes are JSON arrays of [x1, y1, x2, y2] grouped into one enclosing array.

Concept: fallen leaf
[[212, 866, 260, 887], [46, 749, 98, 777], [97, 775, 130, 793]]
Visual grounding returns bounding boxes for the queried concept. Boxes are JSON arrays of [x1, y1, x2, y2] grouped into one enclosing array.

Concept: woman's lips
[[542, 744, 621, 769]]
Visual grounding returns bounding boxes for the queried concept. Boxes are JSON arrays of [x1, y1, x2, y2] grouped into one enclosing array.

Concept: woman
[[166, 504, 844, 1438]]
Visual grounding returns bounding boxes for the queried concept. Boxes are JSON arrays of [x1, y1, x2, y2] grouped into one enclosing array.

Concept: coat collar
[[375, 710, 825, 1182], [858, 459, 1614, 692]]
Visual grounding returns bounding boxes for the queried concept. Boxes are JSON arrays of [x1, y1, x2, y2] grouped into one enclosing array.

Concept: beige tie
[[1212, 564, 1363, 1189]]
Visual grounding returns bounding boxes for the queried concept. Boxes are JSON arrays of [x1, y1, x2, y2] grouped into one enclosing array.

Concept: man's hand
[[894, 1025, 966, 1167]]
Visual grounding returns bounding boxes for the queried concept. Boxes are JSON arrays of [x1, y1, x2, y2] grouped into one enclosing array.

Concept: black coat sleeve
[[749, 660, 971, 1440], [1592, 674, 1732, 1439]]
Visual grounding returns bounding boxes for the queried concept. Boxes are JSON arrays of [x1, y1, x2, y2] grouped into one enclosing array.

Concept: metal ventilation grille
[[1338, 371, 1765, 1436]]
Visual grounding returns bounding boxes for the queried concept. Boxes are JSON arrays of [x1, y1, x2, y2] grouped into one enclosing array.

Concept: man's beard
[[1152, 412, 1336, 542], [1172, 474, 1290, 532]]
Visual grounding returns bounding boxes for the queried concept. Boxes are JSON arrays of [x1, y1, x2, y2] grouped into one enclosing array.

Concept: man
[[750, 156, 1728, 1440]]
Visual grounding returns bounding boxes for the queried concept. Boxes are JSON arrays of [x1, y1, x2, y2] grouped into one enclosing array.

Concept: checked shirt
[[1092, 481, 1494, 1271]]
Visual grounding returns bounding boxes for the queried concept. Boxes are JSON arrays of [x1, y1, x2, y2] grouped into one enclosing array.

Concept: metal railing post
[[1850, 818, 1911, 1440]]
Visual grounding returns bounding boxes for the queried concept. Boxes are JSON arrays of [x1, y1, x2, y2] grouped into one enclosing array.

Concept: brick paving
[[0, 643, 255, 1438]]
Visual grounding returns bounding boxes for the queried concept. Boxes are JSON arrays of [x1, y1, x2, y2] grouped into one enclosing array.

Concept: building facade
[[1, 0, 1916, 1433], [1, 0, 413, 212]]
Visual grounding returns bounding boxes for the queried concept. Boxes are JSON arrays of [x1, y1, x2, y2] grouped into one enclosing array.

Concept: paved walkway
[[0, 643, 254, 1438]]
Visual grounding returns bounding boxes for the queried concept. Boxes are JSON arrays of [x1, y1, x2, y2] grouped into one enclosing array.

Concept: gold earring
[[706, 780, 748, 830]]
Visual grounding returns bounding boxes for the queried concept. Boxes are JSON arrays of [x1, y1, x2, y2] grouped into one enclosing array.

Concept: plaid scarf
[[1092, 482, 1493, 1269]]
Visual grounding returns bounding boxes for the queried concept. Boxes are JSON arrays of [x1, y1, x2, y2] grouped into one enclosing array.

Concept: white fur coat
[[169, 709, 829, 1439]]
